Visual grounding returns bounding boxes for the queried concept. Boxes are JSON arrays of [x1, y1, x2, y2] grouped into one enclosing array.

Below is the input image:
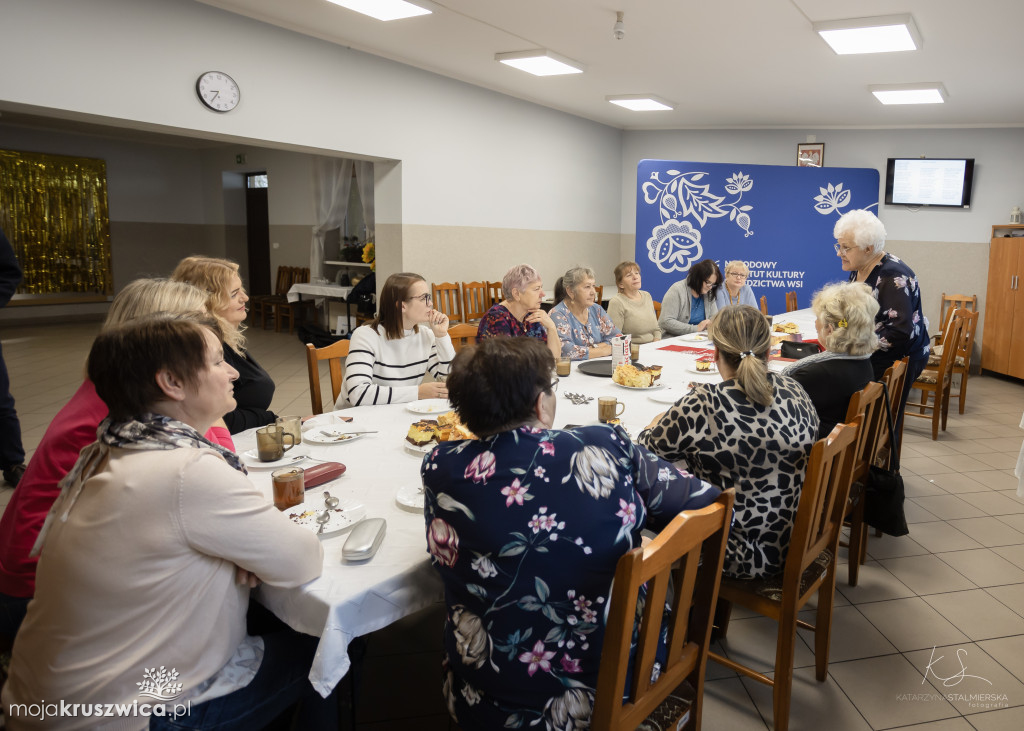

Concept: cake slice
[[613, 363, 663, 388], [406, 419, 441, 446]]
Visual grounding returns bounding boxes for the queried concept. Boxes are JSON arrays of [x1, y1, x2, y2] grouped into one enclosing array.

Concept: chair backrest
[[447, 323, 478, 354], [652, 300, 662, 318], [305, 339, 351, 415], [932, 314, 967, 388], [294, 267, 310, 285], [273, 266, 291, 296], [939, 293, 977, 333], [785, 291, 798, 312], [952, 307, 980, 372], [461, 281, 489, 322], [594, 285, 604, 303], [432, 282, 463, 324], [783, 421, 858, 597], [876, 358, 908, 464], [592, 491, 735, 731], [759, 295, 768, 316], [485, 281, 503, 308], [843, 382, 886, 485]]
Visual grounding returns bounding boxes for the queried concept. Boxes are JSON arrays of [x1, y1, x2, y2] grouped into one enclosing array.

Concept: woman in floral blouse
[[549, 266, 621, 360], [834, 209, 929, 434], [422, 337, 720, 730], [475, 264, 561, 361]]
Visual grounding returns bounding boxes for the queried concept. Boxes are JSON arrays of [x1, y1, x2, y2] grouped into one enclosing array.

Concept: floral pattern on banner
[[548, 301, 621, 361], [422, 424, 720, 730], [851, 253, 930, 367]]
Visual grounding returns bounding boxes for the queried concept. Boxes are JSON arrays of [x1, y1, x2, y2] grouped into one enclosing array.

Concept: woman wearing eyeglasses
[[715, 260, 757, 309], [658, 258, 722, 336], [338, 272, 455, 407]]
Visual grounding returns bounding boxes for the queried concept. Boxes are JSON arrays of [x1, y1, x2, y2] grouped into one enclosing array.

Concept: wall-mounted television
[[884, 158, 974, 208]]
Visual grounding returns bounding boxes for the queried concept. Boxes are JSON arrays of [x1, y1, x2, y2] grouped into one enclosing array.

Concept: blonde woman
[[606, 261, 661, 343], [172, 256, 275, 433], [714, 260, 757, 309], [639, 305, 818, 579], [784, 282, 879, 438], [0, 279, 235, 637]]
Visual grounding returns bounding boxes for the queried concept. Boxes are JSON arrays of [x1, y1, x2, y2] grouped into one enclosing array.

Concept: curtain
[[355, 161, 375, 242], [310, 157, 354, 280]]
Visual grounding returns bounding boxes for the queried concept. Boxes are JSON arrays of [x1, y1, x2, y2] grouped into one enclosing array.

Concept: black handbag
[[863, 381, 910, 537], [780, 340, 819, 359]]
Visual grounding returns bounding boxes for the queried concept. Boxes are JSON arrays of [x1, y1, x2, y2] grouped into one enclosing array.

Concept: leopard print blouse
[[639, 373, 819, 579]]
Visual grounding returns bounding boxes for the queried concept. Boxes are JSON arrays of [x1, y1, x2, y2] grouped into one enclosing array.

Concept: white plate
[[395, 484, 425, 511], [686, 363, 719, 375], [301, 413, 354, 432], [406, 399, 451, 415], [613, 380, 666, 391], [649, 386, 691, 404], [241, 445, 310, 469], [679, 332, 711, 342], [404, 440, 437, 456], [304, 429, 366, 445], [284, 497, 366, 538]]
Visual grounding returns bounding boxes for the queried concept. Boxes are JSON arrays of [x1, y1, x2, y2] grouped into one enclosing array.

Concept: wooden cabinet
[[981, 224, 1024, 378]]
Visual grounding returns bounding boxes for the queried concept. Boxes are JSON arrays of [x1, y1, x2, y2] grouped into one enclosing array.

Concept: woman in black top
[[783, 282, 878, 438], [172, 256, 277, 433]]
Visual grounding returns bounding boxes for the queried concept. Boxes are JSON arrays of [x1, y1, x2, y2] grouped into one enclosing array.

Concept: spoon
[[316, 510, 331, 534], [323, 491, 340, 509]]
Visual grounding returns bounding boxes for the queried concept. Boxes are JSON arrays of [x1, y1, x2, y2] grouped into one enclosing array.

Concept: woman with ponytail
[[639, 305, 819, 579]]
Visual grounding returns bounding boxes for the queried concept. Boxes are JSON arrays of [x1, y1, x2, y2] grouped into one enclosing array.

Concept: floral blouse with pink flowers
[[548, 301, 621, 360], [421, 424, 720, 730]]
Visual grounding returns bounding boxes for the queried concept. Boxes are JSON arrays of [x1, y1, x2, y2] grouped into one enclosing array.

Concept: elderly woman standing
[[549, 266, 622, 360], [606, 261, 661, 343], [475, 264, 560, 360], [658, 258, 721, 336], [640, 305, 818, 579], [2, 317, 331, 730], [784, 282, 879, 438], [423, 337, 720, 730], [834, 209, 929, 427], [715, 260, 757, 309]]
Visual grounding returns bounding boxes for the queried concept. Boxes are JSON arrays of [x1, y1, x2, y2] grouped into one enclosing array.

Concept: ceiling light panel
[[869, 83, 947, 105], [325, 0, 431, 22], [607, 95, 674, 111], [495, 50, 584, 76], [814, 14, 921, 55]]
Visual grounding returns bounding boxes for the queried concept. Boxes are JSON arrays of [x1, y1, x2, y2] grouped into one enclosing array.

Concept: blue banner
[[635, 160, 880, 314]]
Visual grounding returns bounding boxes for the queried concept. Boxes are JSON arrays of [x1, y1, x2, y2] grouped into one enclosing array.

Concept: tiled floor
[[2, 321, 1024, 731]]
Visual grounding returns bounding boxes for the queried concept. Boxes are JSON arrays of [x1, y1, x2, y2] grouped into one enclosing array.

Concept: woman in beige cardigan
[[606, 261, 661, 343]]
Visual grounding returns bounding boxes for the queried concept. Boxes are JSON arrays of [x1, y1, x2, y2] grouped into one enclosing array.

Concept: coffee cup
[[556, 359, 571, 377], [597, 397, 625, 423], [276, 415, 303, 446], [630, 342, 641, 362], [272, 468, 304, 511], [256, 424, 295, 462]]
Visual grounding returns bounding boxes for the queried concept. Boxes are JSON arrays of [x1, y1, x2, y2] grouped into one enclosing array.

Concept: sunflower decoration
[[361, 241, 375, 272]]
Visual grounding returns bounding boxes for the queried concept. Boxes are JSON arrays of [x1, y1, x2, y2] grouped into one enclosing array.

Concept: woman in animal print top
[[639, 305, 819, 579]]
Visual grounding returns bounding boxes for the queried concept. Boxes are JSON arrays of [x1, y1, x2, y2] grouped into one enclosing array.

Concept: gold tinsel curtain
[[0, 149, 112, 296]]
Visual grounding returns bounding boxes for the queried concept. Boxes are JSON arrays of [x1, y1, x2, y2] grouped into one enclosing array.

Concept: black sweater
[[223, 344, 277, 434]]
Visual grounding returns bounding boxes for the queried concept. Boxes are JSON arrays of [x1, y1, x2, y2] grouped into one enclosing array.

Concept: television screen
[[885, 158, 974, 208]]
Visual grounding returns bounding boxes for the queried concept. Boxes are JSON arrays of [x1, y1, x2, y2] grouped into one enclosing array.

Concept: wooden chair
[[708, 422, 858, 731], [485, 281, 503, 308], [447, 323, 478, 354], [592, 491, 735, 731], [906, 313, 967, 440], [928, 308, 979, 414], [274, 266, 315, 334], [840, 382, 886, 586], [653, 300, 662, 319], [935, 293, 978, 340], [461, 281, 490, 323], [785, 291, 798, 312], [759, 295, 768, 316], [253, 266, 293, 329], [594, 285, 604, 304], [305, 339, 350, 415], [432, 282, 463, 324]]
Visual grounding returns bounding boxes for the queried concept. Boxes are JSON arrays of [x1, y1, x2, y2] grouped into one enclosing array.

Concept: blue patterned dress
[[422, 424, 720, 730], [548, 302, 621, 361]]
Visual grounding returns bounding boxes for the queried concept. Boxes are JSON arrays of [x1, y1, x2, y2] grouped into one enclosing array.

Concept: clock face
[[196, 71, 240, 113]]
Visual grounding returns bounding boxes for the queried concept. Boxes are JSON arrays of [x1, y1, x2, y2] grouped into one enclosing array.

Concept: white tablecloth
[[286, 282, 353, 303], [235, 308, 817, 696]]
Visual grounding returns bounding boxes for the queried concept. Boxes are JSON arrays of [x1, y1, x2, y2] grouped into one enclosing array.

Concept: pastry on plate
[[406, 419, 441, 446], [612, 363, 663, 388], [773, 322, 801, 334], [694, 357, 716, 372], [437, 410, 477, 440]]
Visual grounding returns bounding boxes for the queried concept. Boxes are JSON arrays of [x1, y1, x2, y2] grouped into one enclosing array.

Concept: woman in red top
[[0, 279, 235, 634]]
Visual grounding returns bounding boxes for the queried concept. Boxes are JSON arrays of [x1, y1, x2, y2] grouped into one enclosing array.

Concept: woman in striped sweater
[[337, 272, 456, 408]]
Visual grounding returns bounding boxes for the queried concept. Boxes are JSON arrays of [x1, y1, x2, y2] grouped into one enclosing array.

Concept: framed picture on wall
[[797, 142, 825, 168]]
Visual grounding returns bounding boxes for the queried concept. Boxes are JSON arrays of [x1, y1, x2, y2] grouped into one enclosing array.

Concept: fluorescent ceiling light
[[325, 0, 431, 22], [495, 50, 584, 76], [607, 95, 674, 112], [813, 14, 921, 54], [870, 83, 946, 105]]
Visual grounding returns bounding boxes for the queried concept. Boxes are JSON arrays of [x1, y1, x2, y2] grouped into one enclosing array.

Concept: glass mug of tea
[[555, 359, 571, 377], [256, 424, 296, 462], [276, 415, 303, 446], [630, 343, 641, 362], [272, 467, 304, 511], [597, 397, 625, 423]]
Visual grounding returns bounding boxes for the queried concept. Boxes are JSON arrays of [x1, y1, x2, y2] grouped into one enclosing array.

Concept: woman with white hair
[[715, 260, 757, 309], [549, 266, 622, 360], [784, 282, 879, 438], [834, 209, 929, 429], [475, 263, 560, 360]]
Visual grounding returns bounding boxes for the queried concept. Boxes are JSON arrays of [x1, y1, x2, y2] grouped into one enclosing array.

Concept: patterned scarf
[[31, 414, 247, 557]]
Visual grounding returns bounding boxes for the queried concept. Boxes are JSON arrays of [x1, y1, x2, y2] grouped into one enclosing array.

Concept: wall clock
[[196, 71, 240, 113]]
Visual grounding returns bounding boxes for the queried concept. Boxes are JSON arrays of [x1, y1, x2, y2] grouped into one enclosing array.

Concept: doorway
[[245, 172, 271, 296]]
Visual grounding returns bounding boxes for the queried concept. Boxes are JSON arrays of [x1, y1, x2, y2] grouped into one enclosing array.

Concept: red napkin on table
[[658, 344, 714, 355]]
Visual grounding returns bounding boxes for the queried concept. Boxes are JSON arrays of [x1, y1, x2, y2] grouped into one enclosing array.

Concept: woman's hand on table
[[427, 309, 450, 338], [696, 320, 711, 332], [589, 342, 613, 359], [419, 381, 449, 399]]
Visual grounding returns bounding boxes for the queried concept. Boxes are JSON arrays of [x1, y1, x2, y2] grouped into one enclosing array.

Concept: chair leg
[[929, 390, 939, 440], [847, 499, 865, 586], [712, 598, 733, 639], [773, 609, 798, 731], [958, 372, 969, 414], [814, 570, 838, 682]]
